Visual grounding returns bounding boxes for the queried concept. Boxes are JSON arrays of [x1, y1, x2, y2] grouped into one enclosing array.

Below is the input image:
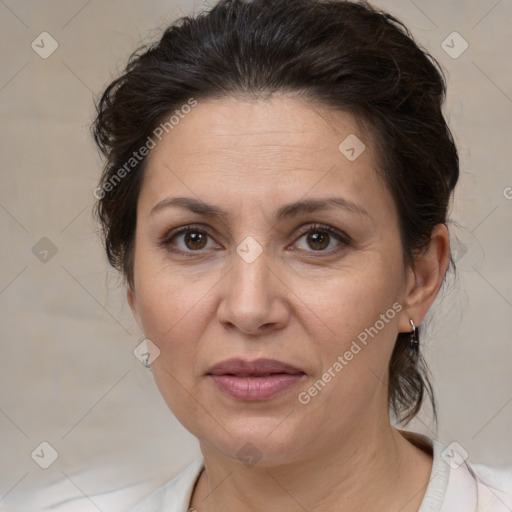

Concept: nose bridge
[[229, 199, 274, 287], [218, 233, 287, 332], [231, 234, 273, 304]]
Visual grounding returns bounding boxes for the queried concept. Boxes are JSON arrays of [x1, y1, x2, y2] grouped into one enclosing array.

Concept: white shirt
[[130, 433, 512, 511]]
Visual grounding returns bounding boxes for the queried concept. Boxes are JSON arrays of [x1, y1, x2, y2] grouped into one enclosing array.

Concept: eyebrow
[[149, 196, 369, 221]]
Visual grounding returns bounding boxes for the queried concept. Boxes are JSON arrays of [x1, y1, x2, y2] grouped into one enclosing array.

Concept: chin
[[196, 415, 310, 467]]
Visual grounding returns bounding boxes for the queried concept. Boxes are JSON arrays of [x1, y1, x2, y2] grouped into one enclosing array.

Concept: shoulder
[[400, 430, 512, 511], [471, 463, 512, 511], [130, 457, 204, 512], [440, 460, 512, 511]]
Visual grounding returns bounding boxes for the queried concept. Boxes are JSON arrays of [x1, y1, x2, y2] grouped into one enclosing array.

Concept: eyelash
[[159, 223, 352, 258]]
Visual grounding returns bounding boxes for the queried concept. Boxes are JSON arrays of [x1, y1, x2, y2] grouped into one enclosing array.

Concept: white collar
[[403, 432, 478, 512], [131, 433, 494, 512]]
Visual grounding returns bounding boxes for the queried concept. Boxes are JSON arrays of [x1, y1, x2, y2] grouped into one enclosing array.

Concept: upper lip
[[207, 358, 305, 376]]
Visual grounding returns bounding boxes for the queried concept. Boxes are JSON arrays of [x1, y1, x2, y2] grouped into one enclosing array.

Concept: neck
[[190, 422, 433, 512]]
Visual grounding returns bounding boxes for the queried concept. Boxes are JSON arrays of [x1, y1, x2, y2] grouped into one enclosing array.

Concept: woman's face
[[128, 96, 417, 465]]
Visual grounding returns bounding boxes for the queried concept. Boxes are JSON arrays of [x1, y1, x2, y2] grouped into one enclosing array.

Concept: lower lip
[[210, 373, 305, 400]]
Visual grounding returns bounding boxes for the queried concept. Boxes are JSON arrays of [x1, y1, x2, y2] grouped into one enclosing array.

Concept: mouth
[[206, 358, 306, 401], [207, 357, 305, 376], [220, 373, 293, 377]]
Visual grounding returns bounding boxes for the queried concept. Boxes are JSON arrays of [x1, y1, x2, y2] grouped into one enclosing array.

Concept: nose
[[216, 242, 290, 336]]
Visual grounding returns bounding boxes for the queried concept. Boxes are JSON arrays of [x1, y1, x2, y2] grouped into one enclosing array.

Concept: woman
[[92, 0, 512, 510]]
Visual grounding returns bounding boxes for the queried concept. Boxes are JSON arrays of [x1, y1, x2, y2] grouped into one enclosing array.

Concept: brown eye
[[306, 231, 330, 251], [161, 225, 220, 256], [161, 223, 350, 258], [182, 231, 208, 250], [293, 224, 351, 254]]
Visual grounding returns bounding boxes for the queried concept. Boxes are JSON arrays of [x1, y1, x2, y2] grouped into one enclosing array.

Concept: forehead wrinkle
[[176, 142, 325, 156]]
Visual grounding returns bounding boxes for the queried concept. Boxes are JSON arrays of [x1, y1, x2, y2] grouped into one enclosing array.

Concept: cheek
[[133, 240, 211, 338], [296, 256, 403, 347], [291, 257, 403, 408], [134, 274, 211, 433], [132, 254, 201, 374], [135, 277, 206, 362]]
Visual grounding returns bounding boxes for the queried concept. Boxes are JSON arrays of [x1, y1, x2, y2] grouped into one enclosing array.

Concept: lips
[[207, 358, 306, 401], [207, 358, 305, 376]]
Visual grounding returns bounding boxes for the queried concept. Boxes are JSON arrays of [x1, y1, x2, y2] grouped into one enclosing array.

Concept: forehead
[[138, 96, 392, 221]]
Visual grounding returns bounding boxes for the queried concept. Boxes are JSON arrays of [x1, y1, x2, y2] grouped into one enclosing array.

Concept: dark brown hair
[[92, 0, 459, 424]]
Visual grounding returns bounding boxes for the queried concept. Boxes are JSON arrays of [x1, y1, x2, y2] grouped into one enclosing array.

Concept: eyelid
[[159, 222, 352, 256], [159, 223, 222, 257], [293, 223, 352, 246]]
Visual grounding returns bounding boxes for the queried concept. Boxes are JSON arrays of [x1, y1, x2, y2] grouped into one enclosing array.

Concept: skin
[[127, 96, 450, 511]]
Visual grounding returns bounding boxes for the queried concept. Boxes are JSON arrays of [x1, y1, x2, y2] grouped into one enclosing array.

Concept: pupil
[[308, 231, 329, 250], [186, 232, 206, 249]]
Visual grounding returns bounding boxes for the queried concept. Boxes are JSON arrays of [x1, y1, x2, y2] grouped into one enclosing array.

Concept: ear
[[127, 285, 143, 330], [398, 223, 451, 333]]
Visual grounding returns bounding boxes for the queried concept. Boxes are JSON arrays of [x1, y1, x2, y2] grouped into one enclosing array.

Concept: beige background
[[0, 0, 511, 510]]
